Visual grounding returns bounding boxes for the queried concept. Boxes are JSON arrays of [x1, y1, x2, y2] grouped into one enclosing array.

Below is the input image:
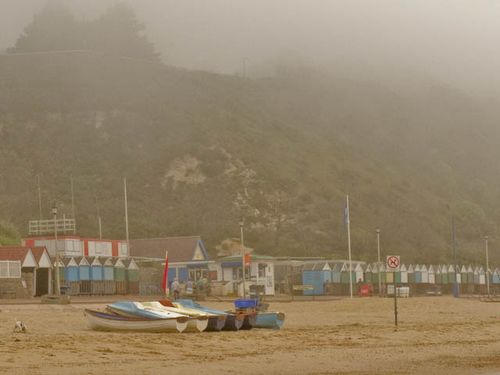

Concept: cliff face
[[1, 51, 499, 264]]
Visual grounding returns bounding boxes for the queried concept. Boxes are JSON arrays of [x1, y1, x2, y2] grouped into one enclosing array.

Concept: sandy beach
[[0, 296, 499, 375]]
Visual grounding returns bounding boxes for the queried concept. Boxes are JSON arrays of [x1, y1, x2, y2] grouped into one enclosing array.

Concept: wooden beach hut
[[125, 258, 140, 294], [64, 257, 80, 295], [460, 265, 468, 284], [414, 265, 422, 284], [407, 264, 415, 284], [435, 266, 442, 284], [354, 263, 364, 283], [447, 265, 456, 285], [90, 257, 104, 295], [364, 264, 373, 283], [114, 258, 127, 294], [455, 266, 462, 284], [78, 257, 91, 294], [493, 269, 500, 284], [427, 265, 435, 284], [103, 258, 116, 294], [473, 267, 480, 285], [331, 263, 341, 283], [478, 267, 486, 285], [441, 265, 449, 285], [399, 264, 408, 284], [421, 265, 429, 284]]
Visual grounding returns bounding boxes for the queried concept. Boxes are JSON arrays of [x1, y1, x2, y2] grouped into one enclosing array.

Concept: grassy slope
[[0, 51, 499, 264]]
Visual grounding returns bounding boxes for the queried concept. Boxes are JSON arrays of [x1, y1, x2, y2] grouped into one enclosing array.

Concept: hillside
[[0, 50, 499, 264]]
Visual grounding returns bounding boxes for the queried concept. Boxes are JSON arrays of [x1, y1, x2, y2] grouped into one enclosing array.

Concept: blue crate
[[234, 299, 258, 309]]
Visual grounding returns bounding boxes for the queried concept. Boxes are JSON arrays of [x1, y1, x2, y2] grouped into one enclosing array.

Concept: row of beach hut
[[56, 257, 139, 295], [301, 262, 500, 296]]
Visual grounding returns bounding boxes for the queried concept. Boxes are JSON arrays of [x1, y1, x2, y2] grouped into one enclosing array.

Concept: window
[[0, 261, 21, 278], [119, 243, 128, 257], [258, 263, 267, 278]]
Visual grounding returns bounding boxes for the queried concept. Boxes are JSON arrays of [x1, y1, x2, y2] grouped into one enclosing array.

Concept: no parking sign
[[386, 255, 400, 270]]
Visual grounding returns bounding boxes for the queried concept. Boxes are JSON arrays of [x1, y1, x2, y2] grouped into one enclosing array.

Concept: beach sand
[[0, 296, 499, 374]]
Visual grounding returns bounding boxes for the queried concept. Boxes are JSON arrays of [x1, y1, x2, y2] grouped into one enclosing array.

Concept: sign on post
[[386, 255, 400, 328], [386, 255, 400, 269]]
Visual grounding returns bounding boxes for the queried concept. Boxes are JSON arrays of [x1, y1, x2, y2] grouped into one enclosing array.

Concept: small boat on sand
[[254, 312, 285, 330], [107, 301, 209, 332], [174, 299, 245, 331], [84, 309, 188, 333]]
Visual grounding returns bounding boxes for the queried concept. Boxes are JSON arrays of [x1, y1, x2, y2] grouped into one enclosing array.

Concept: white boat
[[141, 301, 211, 332], [84, 309, 188, 333], [107, 301, 209, 332]]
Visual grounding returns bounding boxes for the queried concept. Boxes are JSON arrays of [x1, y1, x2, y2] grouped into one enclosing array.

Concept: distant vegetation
[[0, 3, 499, 265]]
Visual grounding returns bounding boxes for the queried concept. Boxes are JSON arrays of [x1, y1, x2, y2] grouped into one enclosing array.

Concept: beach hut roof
[[103, 258, 114, 267], [0, 246, 37, 268], [322, 262, 331, 271], [30, 247, 52, 268], [460, 265, 467, 273], [478, 267, 485, 274], [113, 258, 125, 268], [407, 264, 414, 272], [428, 265, 434, 273], [354, 263, 363, 272], [447, 265, 454, 272], [66, 257, 78, 267], [436, 266, 441, 274], [78, 257, 90, 266], [414, 264, 421, 272], [421, 264, 428, 272], [332, 263, 341, 272], [123, 258, 139, 270], [467, 265, 474, 273], [90, 257, 102, 267], [473, 267, 479, 274], [365, 264, 372, 272]]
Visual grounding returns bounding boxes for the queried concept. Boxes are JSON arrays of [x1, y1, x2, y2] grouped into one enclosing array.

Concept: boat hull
[[254, 312, 285, 329], [85, 309, 187, 333], [240, 313, 257, 330]]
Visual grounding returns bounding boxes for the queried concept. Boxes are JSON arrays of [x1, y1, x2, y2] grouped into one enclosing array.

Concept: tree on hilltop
[[8, 2, 159, 61]]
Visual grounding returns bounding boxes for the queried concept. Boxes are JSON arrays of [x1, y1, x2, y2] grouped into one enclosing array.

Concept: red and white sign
[[386, 255, 400, 269]]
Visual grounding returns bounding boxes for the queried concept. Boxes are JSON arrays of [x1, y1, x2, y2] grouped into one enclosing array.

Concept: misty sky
[[2, 0, 500, 94]]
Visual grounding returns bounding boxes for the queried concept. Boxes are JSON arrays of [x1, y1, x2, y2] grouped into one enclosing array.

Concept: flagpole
[[346, 195, 353, 299], [124, 177, 130, 257], [162, 250, 169, 297]]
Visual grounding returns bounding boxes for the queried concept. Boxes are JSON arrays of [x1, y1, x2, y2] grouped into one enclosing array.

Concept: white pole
[[124, 178, 130, 256], [70, 175, 75, 220], [485, 236, 490, 296], [240, 220, 246, 298], [347, 195, 353, 299], [53, 204, 60, 296], [37, 175, 43, 220], [377, 228, 381, 297]]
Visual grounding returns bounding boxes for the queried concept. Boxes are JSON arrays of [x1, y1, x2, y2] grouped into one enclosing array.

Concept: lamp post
[[240, 219, 246, 298], [52, 203, 60, 296], [485, 235, 490, 297], [376, 228, 381, 296]]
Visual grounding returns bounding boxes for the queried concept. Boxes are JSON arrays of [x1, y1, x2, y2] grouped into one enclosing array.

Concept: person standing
[[172, 278, 180, 300]]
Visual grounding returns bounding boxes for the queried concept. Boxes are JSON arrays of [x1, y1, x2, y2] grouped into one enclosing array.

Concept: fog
[[2, 0, 500, 94]]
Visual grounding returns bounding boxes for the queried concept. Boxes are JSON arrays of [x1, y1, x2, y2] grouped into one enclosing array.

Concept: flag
[[244, 253, 251, 266], [161, 250, 169, 293], [344, 202, 350, 226]]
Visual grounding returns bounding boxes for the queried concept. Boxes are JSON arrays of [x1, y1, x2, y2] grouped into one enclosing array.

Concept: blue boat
[[175, 299, 245, 331], [107, 301, 185, 320], [254, 312, 285, 329]]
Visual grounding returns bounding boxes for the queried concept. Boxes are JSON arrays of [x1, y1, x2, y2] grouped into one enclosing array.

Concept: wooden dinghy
[[141, 301, 213, 332], [173, 299, 244, 331], [84, 309, 188, 333], [107, 301, 209, 332], [254, 312, 285, 330]]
